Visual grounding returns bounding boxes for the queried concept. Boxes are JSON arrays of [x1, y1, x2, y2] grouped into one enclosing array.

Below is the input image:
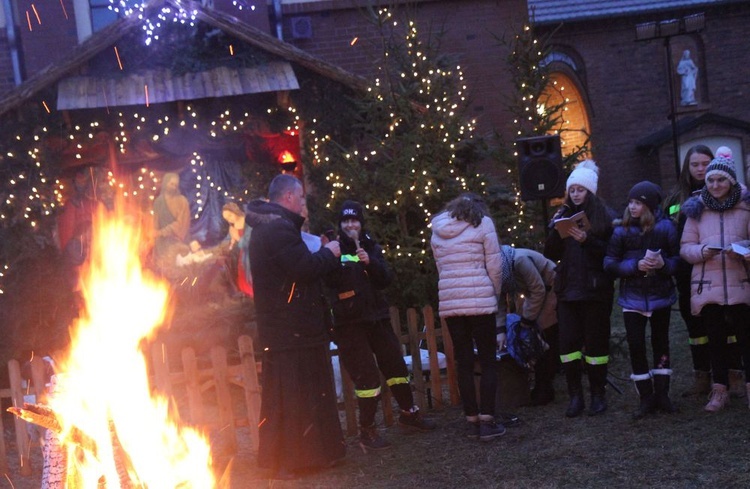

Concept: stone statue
[[677, 49, 698, 106]]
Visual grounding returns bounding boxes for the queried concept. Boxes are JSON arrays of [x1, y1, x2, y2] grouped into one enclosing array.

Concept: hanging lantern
[[278, 150, 297, 172]]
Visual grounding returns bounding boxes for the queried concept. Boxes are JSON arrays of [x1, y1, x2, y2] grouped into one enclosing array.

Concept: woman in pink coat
[[431, 193, 505, 441], [680, 153, 750, 412]]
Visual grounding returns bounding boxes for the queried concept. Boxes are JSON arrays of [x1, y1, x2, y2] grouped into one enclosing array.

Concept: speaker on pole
[[516, 134, 565, 201]]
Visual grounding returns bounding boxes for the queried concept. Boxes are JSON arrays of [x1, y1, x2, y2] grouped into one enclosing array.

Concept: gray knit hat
[[705, 154, 737, 185]]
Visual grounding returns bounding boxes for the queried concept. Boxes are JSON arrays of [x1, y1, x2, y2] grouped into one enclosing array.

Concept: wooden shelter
[[0, 0, 367, 117], [0, 0, 370, 245]]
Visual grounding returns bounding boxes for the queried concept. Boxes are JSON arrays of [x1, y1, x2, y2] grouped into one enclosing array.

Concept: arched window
[[539, 72, 591, 157], [539, 50, 591, 158]]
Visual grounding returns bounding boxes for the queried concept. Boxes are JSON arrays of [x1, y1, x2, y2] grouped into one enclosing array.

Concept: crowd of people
[[58, 145, 750, 480], [232, 146, 750, 478], [239, 146, 750, 479]]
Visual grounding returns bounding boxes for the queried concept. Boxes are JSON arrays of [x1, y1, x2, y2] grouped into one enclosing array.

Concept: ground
[[3, 308, 749, 488]]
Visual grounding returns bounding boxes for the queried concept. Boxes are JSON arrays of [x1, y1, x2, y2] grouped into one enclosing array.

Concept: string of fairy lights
[[108, 0, 255, 45], [504, 24, 576, 247], [0, 102, 298, 295], [0, 5, 540, 296], [308, 11, 481, 264]]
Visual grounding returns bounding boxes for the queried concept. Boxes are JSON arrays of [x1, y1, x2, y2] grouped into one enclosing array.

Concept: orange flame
[[48, 202, 215, 487], [277, 150, 296, 164]]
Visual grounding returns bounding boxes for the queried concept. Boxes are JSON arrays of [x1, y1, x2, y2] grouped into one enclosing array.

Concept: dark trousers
[[557, 300, 611, 363], [623, 308, 671, 376], [445, 314, 497, 417], [557, 300, 611, 396], [700, 303, 750, 386], [335, 318, 413, 426]]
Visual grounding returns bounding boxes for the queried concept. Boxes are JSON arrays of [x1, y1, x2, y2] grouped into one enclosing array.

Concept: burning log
[[8, 404, 140, 488], [7, 403, 97, 455]]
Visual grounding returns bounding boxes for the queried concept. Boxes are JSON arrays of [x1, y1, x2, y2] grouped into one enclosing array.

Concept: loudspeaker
[[516, 134, 564, 201]]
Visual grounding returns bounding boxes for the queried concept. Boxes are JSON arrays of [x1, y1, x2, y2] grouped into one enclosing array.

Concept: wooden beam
[[184, 0, 369, 93], [0, 1, 166, 117]]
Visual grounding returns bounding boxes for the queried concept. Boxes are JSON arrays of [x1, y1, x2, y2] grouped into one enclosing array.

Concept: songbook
[[554, 211, 591, 238], [731, 242, 750, 255]]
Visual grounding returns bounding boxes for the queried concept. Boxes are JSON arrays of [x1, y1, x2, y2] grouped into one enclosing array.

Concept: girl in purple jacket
[[604, 181, 680, 419]]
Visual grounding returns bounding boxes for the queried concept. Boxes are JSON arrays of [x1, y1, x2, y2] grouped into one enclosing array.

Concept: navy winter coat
[[604, 212, 679, 312]]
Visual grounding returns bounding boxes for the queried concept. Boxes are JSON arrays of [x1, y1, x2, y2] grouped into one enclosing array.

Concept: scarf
[[500, 245, 516, 296], [700, 184, 741, 212]]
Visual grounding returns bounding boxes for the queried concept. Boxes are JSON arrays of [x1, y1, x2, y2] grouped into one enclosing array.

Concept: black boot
[[587, 363, 608, 416], [632, 376, 655, 420], [359, 424, 391, 451], [653, 371, 678, 414], [564, 360, 585, 418]]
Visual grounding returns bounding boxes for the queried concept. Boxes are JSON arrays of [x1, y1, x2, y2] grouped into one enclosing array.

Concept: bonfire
[[9, 203, 217, 488]]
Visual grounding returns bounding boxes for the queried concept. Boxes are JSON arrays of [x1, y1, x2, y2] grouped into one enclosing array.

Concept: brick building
[[1, 0, 749, 205], [528, 0, 750, 207]]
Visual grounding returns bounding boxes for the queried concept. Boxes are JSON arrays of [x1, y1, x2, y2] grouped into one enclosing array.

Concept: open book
[[554, 211, 591, 238]]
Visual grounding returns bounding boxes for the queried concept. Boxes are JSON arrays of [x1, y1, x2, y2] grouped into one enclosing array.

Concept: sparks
[[114, 46, 123, 70], [31, 4, 41, 24]]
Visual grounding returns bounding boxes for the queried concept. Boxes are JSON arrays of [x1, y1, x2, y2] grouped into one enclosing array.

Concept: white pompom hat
[[566, 159, 600, 195]]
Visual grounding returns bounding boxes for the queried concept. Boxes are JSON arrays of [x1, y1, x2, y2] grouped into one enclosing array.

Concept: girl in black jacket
[[544, 160, 615, 418]]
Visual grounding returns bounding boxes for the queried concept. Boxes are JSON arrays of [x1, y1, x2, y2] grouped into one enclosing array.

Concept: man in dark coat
[[246, 174, 344, 480]]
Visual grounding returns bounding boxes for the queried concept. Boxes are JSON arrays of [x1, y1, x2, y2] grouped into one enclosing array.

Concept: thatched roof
[[0, 0, 368, 117]]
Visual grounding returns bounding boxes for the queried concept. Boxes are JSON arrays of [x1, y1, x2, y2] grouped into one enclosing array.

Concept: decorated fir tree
[[304, 9, 488, 308]]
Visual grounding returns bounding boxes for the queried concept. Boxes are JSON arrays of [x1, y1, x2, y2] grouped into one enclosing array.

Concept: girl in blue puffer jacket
[[604, 181, 680, 419]]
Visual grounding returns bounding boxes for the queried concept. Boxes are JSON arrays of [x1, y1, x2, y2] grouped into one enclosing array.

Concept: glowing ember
[[49, 203, 215, 487]]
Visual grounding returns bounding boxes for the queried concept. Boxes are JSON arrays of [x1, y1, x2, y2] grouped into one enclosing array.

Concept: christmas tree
[[304, 8, 488, 308]]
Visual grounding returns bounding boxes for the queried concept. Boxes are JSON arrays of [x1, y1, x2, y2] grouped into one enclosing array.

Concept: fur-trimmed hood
[[682, 190, 750, 220]]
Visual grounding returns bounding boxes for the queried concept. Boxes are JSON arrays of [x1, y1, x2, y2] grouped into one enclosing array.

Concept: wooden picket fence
[[0, 305, 458, 477]]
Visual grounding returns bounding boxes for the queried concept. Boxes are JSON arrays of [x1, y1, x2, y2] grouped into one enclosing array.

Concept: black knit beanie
[[627, 181, 662, 214], [339, 200, 365, 225]]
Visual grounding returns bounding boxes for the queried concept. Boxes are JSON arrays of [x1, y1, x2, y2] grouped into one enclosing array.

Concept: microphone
[[550, 204, 569, 227]]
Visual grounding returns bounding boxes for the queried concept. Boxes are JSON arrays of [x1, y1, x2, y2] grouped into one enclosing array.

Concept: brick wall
[[536, 4, 750, 209], [0, 35, 15, 93], [14, 0, 78, 77], [4, 0, 747, 206]]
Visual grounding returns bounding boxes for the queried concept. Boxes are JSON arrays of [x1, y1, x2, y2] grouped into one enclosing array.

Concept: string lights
[[107, 0, 256, 45], [306, 9, 484, 269]]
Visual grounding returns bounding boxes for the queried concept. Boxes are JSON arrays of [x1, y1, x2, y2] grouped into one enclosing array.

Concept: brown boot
[[704, 384, 729, 413], [728, 369, 746, 398], [681, 370, 711, 398]]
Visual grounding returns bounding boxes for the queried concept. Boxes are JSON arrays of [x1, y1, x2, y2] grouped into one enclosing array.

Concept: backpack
[[506, 313, 549, 370]]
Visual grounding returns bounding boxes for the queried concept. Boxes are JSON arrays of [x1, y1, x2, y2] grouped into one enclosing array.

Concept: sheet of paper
[[731, 242, 750, 255]]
